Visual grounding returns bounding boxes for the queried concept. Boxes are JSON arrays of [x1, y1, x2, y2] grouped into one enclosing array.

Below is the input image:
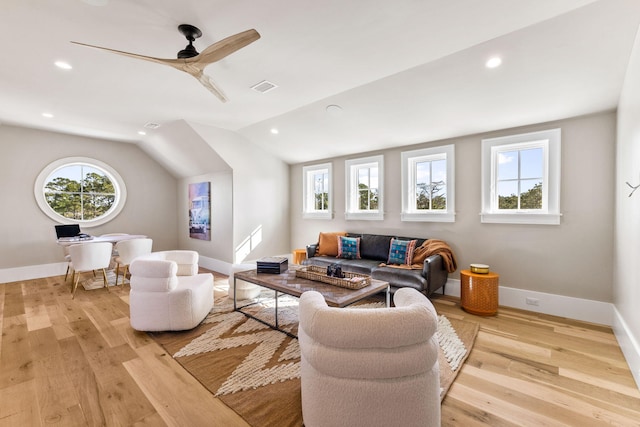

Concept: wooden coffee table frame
[[233, 267, 390, 338]]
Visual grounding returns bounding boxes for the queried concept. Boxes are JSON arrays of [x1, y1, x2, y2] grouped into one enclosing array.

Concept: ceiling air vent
[[251, 80, 278, 94], [144, 122, 161, 130]]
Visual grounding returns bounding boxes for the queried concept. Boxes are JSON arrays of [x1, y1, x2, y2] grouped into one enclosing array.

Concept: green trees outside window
[[416, 180, 446, 210], [44, 165, 116, 221], [498, 182, 542, 210]]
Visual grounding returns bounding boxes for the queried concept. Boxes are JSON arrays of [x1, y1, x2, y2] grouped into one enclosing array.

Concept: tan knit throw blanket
[[380, 239, 457, 273]]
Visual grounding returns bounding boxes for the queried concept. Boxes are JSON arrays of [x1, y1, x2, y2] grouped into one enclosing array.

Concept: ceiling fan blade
[[194, 72, 227, 103], [71, 41, 182, 68], [192, 29, 260, 66]]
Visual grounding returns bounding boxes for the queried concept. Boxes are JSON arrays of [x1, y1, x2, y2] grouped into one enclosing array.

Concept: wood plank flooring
[[0, 273, 248, 427], [431, 295, 640, 426], [1, 273, 639, 426]]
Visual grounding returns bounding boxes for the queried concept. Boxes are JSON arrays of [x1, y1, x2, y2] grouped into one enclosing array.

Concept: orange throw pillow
[[317, 232, 347, 257]]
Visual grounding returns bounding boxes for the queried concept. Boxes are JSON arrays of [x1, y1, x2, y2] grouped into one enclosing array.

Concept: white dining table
[[56, 234, 148, 246]]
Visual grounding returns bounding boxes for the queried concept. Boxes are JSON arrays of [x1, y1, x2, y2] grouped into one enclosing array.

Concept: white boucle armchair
[[129, 250, 213, 331], [298, 287, 441, 427]]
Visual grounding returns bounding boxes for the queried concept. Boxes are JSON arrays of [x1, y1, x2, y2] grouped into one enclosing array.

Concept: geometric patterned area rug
[[150, 292, 478, 427]]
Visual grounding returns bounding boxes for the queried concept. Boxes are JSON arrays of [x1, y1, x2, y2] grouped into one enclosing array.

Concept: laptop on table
[[55, 224, 92, 240]]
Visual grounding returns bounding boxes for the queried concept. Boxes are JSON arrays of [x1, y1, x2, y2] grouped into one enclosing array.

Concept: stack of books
[[257, 256, 289, 274]]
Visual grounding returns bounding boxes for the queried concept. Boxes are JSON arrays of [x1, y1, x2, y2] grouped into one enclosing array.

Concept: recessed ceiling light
[[144, 122, 161, 129], [270, 128, 279, 135], [42, 112, 54, 118], [138, 131, 147, 136], [54, 61, 72, 70], [486, 57, 502, 69], [326, 104, 343, 116]]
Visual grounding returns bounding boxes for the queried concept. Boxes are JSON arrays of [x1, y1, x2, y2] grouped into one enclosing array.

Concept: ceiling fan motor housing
[[177, 24, 202, 58]]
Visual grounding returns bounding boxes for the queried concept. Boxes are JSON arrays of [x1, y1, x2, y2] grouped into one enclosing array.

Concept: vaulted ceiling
[[1, 0, 639, 164]]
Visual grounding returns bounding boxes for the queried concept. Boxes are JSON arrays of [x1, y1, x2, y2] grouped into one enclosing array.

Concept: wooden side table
[[292, 248, 307, 265], [460, 269, 499, 316]]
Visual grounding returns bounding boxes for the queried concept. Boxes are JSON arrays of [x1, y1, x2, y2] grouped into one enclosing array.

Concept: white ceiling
[[1, 0, 639, 164]]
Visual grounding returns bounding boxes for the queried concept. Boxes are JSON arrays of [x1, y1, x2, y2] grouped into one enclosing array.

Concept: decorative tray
[[295, 265, 371, 289]]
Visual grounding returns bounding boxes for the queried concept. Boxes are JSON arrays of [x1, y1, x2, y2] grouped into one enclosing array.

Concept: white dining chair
[[68, 242, 114, 299], [113, 238, 153, 286], [99, 233, 130, 258]]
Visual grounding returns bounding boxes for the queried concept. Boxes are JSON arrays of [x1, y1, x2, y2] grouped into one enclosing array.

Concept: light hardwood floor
[[1, 273, 639, 426]]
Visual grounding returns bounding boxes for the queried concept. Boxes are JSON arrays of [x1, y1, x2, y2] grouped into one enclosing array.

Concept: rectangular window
[[345, 155, 383, 220], [302, 163, 332, 219], [481, 129, 561, 225], [496, 146, 543, 210], [401, 145, 455, 222]]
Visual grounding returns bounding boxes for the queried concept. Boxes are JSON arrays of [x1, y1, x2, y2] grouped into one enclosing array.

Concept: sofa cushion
[[387, 238, 417, 265], [359, 234, 393, 261], [317, 231, 347, 257], [371, 266, 427, 292], [335, 259, 381, 275], [337, 236, 361, 260]]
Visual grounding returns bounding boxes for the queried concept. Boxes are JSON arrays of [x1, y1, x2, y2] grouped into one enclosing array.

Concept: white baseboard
[[198, 253, 292, 277], [613, 307, 640, 389], [0, 262, 67, 283], [198, 255, 232, 276], [443, 278, 613, 326], [0, 253, 289, 284]]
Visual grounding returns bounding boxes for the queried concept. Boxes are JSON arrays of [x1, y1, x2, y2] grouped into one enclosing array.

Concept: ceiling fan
[[72, 25, 260, 102]]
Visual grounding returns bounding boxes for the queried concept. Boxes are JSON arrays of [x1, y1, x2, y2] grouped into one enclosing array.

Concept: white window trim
[[345, 155, 384, 220], [401, 144, 455, 222], [302, 162, 333, 219], [34, 156, 127, 227], [481, 129, 561, 225]]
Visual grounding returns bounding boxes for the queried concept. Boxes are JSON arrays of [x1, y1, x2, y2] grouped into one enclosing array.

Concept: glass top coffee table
[[233, 266, 390, 337]]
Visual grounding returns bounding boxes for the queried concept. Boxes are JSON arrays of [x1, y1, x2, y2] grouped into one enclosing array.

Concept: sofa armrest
[[306, 244, 318, 259], [422, 254, 449, 295]]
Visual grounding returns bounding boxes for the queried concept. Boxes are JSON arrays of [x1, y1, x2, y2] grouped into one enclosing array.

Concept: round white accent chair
[[228, 263, 261, 300], [129, 250, 213, 331], [298, 287, 441, 427]]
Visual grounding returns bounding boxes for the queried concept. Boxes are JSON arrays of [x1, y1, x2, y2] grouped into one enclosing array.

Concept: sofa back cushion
[[357, 234, 393, 261]]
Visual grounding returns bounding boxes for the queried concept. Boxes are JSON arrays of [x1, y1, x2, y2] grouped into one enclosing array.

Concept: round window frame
[[34, 157, 127, 227]]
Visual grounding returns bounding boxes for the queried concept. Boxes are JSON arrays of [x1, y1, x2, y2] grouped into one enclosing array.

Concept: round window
[[35, 157, 127, 227]]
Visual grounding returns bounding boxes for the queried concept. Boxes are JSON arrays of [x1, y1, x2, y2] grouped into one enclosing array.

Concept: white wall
[[0, 124, 178, 278], [290, 112, 616, 303], [178, 171, 234, 264], [141, 120, 236, 268], [615, 27, 640, 387], [188, 121, 291, 264]]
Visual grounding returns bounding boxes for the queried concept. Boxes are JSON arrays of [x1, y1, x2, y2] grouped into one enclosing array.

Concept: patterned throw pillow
[[337, 236, 361, 260], [387, 238, 417, 265]]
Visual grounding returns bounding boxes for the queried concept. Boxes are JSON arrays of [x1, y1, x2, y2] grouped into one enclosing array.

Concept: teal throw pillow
[[338, 236, 361, 260], [387, 238, 417, 265]]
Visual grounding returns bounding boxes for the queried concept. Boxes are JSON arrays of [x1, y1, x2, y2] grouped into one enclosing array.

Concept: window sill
[[480, 212, 562, 225], [302, 211, 333, 220]]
